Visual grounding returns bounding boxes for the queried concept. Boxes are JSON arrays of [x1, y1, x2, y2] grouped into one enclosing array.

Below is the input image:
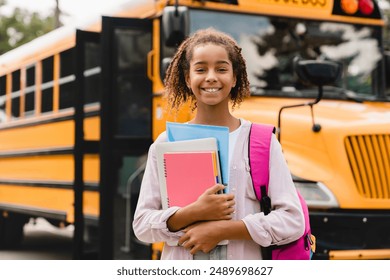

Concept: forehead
[[190, 43, 230, 63]]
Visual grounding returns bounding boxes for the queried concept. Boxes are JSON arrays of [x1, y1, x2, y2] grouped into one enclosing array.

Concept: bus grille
[[344, 134, 390, 199]]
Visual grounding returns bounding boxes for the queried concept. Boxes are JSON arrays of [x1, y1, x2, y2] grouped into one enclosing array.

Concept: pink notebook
[[163, 151, 219, 207]]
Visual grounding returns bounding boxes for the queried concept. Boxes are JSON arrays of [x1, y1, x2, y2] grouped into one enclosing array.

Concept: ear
[[185, 74, 191, 89], [232, 75, 237, 88]]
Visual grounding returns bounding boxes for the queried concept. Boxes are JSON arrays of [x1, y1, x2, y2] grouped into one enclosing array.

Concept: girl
[[133, 28, 304, 260]]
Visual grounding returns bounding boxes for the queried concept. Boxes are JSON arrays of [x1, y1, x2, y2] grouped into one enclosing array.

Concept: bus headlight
[[294, 181, 339, 209]]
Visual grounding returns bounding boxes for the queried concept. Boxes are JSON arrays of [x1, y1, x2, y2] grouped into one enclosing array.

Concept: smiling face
[[185, 44, 237, 109]]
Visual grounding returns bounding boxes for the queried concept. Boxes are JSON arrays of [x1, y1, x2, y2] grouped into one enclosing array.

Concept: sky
[[3, 0, 390, 24], [3, 0, 131, 25]]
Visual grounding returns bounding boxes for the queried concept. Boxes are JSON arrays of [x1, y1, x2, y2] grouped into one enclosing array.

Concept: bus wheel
[[0, 212, 29, 249]]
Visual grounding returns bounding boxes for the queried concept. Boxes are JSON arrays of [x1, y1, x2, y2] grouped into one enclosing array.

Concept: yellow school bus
[[0, 0, 389, 259]]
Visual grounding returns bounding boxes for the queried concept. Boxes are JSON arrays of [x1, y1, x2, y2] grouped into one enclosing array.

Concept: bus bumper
[[309, 210, 390, 260], [328, 249, 390, 260]]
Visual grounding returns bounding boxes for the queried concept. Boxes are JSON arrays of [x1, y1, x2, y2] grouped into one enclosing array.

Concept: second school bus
[[0, 0, 389, 259]]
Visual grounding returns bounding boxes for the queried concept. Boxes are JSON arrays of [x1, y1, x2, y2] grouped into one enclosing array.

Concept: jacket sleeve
[[132, 133, 184, 245], [242, 134, 305, 247]]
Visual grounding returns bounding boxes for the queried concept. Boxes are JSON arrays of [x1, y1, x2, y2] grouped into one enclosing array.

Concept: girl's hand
[[166, 184, 235, 232], [193, 184, 235, 221], [178, 220, 251, 255], [178, 221, 223, 254]]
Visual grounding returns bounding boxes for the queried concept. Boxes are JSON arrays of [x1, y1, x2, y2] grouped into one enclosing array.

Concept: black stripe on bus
[[0, 109, 99, 131], [0, 147, 74, 158], [0, 203, 68, 221], [0, 203, 99, 224], [0, 179, 99, 191], [0, 140, 99, 158]]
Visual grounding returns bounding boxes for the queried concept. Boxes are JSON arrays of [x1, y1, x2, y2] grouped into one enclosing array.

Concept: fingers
[[226, 198, 235, 208], [205, 184, 226, 195], [182, 239, 193, 251], [178, 222, 220, 255], [178, 234, 189, 249], [221, 197, 235, 213], [178, 226, 204, 253], [178, 236, 210, 255], [190, 244, 209, 255], [221, 209, 234, 220], [204, 184, 235, 202], [194, 185, 235, 221]]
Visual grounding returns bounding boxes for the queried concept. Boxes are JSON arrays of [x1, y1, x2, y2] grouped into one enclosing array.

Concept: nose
[[205, 70, 217, 82]]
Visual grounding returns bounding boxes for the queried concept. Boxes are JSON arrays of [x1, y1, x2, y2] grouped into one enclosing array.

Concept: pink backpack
[[249, 123, 315, 260]]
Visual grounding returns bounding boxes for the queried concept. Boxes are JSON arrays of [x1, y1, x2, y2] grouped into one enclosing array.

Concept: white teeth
[[204, 88, 219, 93]]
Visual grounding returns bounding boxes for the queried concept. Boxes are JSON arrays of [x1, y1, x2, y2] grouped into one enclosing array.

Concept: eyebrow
[[192, 60, 231, 66]]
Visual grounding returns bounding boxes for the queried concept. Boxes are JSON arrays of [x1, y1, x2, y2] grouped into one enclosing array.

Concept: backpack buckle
[[260, 185, 271, 215]]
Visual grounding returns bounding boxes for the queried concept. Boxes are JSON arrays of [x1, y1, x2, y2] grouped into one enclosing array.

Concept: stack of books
[[156, 137, 222, 209], [156, 122, 229, 209], [156, 122, 230, 246]]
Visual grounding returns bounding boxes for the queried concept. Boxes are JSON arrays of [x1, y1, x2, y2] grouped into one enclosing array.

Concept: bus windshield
[[188, 9, 383, 101]]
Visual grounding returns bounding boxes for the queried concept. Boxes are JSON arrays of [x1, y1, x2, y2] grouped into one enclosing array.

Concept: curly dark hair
[[164, 28, 250, 111]]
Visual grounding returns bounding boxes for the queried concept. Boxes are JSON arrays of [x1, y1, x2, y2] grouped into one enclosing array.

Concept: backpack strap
[[249, 123, 275, 214], [249, 123, 314, 260]]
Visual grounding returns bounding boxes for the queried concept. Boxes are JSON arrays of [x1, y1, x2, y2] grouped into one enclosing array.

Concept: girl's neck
[[189, 108, 240, 132]]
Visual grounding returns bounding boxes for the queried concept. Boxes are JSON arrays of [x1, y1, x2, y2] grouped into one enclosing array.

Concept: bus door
[[74, 29, 101, 259], [99, 17, 153, 259]]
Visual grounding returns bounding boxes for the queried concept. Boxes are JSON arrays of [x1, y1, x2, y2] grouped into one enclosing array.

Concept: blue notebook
[[166, 122, 229, 187]]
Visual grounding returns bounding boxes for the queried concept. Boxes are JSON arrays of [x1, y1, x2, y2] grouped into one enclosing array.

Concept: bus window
[[59, 48, 75, 109], [0, 75, 5, 122], [42, 56, 54, 113], [84, 42, 101, 105], [11, 70, 21, 119], [187, 10, 382, 101], [25, 64, 35, 116], [114, 28, 152, 137]]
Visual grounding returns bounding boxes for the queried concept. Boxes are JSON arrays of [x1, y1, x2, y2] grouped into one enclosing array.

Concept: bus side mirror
[[162, 6, 189, 47], [294, 58, 342, 88], [293, 57, 342, 105], [277, 58, 342, 141]]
